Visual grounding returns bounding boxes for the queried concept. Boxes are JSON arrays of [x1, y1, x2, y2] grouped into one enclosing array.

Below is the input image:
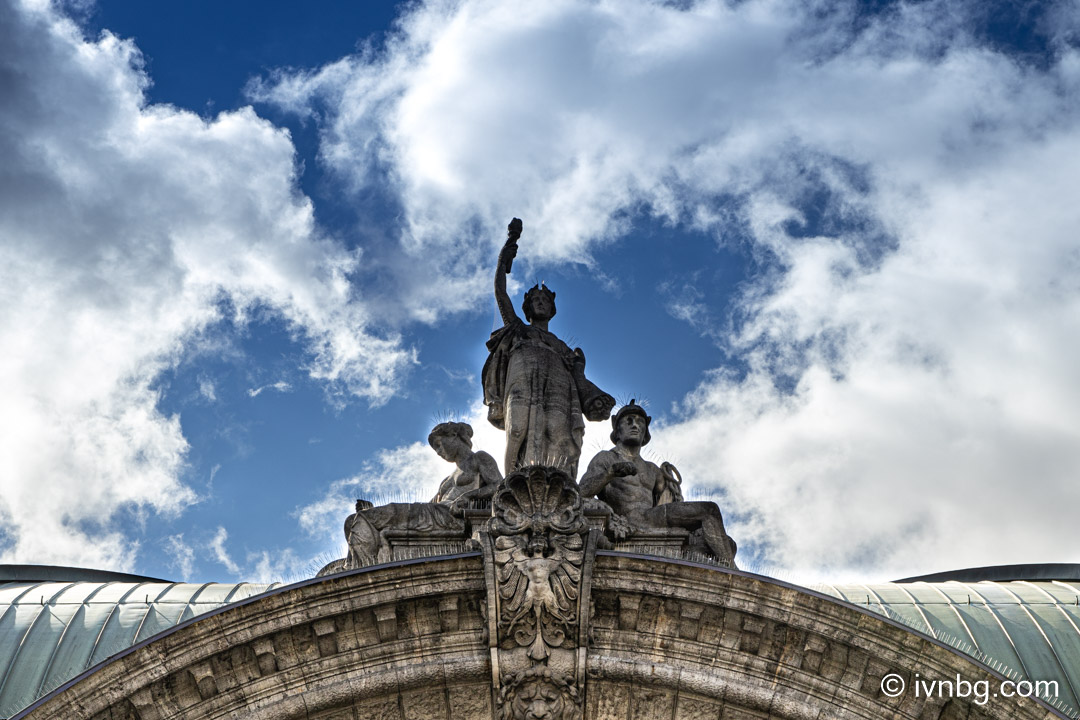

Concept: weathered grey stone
[[580, 401, 737, 567], [332, 422, 499, 574], [483, 219, 615, 478], [308, 422, 504, 579], [18, 554, 1068, 720], [482, 465, 594, 719], [428, 421, 503, 511]]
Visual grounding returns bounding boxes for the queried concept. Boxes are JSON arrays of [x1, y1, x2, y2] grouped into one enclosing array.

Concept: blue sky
[[2, 0, 1079, 584]]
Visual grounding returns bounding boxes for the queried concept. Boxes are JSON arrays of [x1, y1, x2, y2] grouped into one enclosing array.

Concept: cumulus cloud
[[246, 547, 307, 584], [0, 0, 414, 570], [259, 0, 1080, 577]]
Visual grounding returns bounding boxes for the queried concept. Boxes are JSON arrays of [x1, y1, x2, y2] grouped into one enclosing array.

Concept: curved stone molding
[[16, 553, 1067, 720], [15, 555, 493, 720]]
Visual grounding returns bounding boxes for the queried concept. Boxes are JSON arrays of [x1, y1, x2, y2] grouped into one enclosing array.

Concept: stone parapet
[[16, 552, 1066, 720]]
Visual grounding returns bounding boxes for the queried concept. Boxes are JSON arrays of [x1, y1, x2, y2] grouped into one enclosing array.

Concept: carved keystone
[[483, 465, 593, 720], [740, 616, 766, 654], [313, 618, 339, 657], [803, 634, 828, 674], [863, 659, 891, 694], [128, 687, 164, 720]]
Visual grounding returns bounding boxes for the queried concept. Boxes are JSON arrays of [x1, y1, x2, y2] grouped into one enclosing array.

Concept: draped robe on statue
[[482, 318, 610, 477]]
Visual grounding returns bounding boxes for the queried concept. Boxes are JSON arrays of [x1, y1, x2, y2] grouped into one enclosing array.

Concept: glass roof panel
[[946, 603, 1025, 670], [0, 603, 81, 716], [37, 602, 112, 697], [135, 603, 186, 643], [87, 600, 150, 667]]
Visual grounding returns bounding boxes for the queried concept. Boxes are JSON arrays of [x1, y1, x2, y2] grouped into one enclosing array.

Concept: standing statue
[[482, 218, 616, 477], [579, 401, 738, 567]]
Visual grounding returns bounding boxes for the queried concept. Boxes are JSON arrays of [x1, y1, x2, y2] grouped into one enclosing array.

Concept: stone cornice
[[16, 552, 1066, 720]]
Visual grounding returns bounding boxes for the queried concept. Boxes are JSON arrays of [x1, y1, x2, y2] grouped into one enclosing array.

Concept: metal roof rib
[[178, 583, 215, 624], [924, 582, 981, 652], [32, 582, 112, 701], [1028, 582, 1080, 643], [0, 584, 76, 707], [222, 583, 246, 604], [131, 584, 177, 646], [0, 583, 45, 625], [892, 583, 938, 640], [1053, 581, 1080, 601], [858, 583, 887, 610], [0, 578, 284, 718], [994, 581, 1080, 706], [958, 582, 1034, 681], [87, 582, 149, 669]]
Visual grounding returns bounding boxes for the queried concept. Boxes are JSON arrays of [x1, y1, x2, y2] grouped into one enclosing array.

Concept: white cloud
[[207, 526, 240, 575], [246, 547, 307, 584], [258, 0, 1080, 578], [247, 381, 293, 398], [197, 376, 217, 403], [163, 534, 196, 580], [0, 0, 414, 571]]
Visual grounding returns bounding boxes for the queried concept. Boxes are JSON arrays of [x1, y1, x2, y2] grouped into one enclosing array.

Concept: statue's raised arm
[[494, 218, 522, 326], [482, 218, 615, 478]]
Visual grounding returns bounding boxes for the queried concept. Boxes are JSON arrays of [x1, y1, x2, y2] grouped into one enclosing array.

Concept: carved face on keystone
[[512, 679, 566, 719], [526, 528, 550, 557]]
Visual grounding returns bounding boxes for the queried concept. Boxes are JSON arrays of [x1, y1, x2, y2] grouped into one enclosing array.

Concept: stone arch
[[15, 553, 1064, 720]]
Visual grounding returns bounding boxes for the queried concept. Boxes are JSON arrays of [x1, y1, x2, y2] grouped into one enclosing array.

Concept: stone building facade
[[5, 539, 1076, 718]]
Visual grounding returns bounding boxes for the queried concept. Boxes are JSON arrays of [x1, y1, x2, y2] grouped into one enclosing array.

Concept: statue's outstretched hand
[[585, 393, 616, 421]]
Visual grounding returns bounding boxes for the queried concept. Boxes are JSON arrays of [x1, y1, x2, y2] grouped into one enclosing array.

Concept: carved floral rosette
[[481, 465, 593, 720]]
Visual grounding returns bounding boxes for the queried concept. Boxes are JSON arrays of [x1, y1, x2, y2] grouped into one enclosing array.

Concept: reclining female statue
[[343, 422, 501, 568]]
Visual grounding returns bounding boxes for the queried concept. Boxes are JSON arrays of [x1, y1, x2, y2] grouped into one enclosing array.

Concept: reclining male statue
[[343, 422, 502, 568], [579, 401, 738, 567]]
